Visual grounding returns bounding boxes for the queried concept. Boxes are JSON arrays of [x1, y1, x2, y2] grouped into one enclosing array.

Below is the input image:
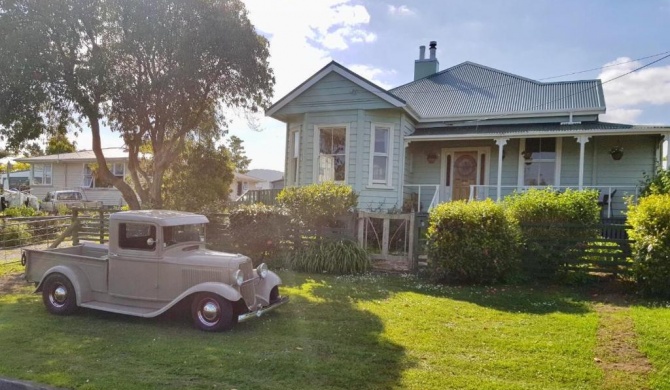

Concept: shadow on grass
[[0, 271, 411, 390]]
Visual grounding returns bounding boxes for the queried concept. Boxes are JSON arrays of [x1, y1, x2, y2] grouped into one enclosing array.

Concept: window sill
[[366, 185, 394, 190], [31, 184, 53, 187]]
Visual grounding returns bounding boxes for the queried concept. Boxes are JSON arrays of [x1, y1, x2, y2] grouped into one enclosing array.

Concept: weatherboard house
[[267, 42, 670, 217]]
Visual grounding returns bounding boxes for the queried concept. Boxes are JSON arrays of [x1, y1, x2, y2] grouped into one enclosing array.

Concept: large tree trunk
[[89, 117, 142, 209]]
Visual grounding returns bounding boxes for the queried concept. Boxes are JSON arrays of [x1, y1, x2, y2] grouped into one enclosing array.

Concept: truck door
[[108, 222, 159, 300]]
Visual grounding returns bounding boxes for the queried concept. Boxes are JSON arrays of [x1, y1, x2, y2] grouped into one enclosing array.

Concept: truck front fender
[[254, 271, 282, 306], [35, 265, 92, 305], [148, 282, 244, 317]]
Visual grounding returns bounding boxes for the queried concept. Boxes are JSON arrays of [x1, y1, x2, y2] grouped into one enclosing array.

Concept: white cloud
[[229, 1, 378, 169], [598, 57, 670, 107], [388, 5, 415, 16], [348, 64, 396, 90]]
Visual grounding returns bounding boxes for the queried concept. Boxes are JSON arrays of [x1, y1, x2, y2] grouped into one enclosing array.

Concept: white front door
[[440, 147, 490, 202]]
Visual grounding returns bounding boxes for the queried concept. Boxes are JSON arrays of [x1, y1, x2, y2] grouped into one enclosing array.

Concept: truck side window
[[119, 223, 156, 251]]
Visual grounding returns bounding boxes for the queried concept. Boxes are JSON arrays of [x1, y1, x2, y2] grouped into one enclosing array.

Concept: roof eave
[[405, 126, 670, 142]]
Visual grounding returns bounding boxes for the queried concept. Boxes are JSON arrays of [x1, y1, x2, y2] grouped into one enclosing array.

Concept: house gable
[[267, 61, 406, 120]]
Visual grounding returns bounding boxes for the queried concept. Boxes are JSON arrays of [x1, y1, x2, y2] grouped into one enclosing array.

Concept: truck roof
[[110, 210, 209, 226]]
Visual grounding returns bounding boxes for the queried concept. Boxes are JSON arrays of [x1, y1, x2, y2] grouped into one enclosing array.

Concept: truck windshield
[[163, 224, 205, 247]]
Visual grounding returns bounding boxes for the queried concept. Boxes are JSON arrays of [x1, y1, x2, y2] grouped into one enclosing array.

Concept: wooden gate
[[357, 212, 415, 272]]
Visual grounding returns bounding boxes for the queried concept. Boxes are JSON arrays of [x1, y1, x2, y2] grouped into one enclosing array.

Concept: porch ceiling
[[406, 121, 670, 141]]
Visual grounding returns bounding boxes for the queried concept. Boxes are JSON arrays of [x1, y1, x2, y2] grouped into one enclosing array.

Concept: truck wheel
[[42, 273, 77, 315], [191, 293, 236, 332]]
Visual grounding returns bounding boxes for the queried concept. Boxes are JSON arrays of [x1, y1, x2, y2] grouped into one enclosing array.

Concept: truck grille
[[239, 260, 256, 308]]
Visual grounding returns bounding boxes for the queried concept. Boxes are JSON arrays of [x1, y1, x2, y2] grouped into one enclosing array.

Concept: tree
[[46, 123, 76, 155], [0, 0, 274, 209], [162, 140, 235, 212], [227, 135, 251, 173]]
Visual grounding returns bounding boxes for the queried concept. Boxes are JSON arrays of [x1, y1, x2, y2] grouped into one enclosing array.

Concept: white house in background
[[14, 147, 129, 207], [247, 169, 284, 189], [230, 172, 262, 201], [1, 169, 30, 191]]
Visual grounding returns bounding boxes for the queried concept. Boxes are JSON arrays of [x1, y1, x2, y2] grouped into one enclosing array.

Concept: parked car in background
[[40, 190, 103, 212]]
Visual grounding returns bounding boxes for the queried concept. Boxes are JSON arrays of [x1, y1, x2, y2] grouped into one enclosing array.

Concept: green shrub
[[627, 194, 670, 298], [277, 182, 358, 229], [285, 239, 370, 274], [3, 206, 41, 217], [426, 200, 520, 284], [639, 168, 670, 197], [0, 223, 31, 248], [504, 188, 600, 279], [210, 204, 290, 266]]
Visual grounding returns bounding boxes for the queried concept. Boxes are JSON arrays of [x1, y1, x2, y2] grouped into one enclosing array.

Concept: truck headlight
[[233, 270, 244, 286], [256, 263, 268, 278]]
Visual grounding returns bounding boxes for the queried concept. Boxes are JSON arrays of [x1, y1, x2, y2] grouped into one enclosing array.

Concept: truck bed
[[24, 244, 109, 293]]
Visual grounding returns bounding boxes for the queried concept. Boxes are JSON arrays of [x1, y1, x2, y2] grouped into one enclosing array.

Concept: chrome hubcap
[[50, 285, 67, 307], [199, 300, 220, 324]]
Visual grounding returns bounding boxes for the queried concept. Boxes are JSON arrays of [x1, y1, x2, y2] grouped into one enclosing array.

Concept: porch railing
[[403, 185, 440, 212], [468, 185, 639, 218]]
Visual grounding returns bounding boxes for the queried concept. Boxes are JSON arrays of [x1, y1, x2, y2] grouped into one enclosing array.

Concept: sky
[[66, 0, 670, 171]]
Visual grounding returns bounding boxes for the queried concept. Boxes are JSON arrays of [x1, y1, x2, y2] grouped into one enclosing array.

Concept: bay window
[[317, 126, 347, 183]]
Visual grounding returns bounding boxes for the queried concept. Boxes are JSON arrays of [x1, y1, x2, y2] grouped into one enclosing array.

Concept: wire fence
[[0, 209, 117, 264]]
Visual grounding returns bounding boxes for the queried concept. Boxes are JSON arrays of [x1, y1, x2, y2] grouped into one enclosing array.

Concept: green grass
[[0, 270, 605, 389], [630, 302, 670, 389]]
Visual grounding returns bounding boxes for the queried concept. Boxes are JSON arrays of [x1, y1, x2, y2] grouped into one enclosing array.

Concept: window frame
[[313, 124, 350, 184], [517, 137, 562, 188], [31, 163, 53, 186], [368, 122, 394, 187], [289, 127, 300, 185], [118, 222, 157, 252], [83, 162, 125, 189]]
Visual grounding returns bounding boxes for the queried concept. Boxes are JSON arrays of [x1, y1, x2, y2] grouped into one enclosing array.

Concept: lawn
[[0, 261, 667, 389], [631, 304, 670, 390]]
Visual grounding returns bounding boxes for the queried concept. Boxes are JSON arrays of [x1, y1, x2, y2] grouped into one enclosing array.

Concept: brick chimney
[[414, 41, 439, 80]]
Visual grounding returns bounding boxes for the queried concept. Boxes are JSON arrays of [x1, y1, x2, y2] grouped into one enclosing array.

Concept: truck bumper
[[237, 296, 289, 323]]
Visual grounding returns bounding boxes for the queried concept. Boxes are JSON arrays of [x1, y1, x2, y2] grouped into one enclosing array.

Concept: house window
[[522, 138, 558, 186], [370, 123, 393, 186], [290, 130, 300, 184], [32, 163, 52, 185], [318, 126, 346, 182], [83, 163, 125, 188]]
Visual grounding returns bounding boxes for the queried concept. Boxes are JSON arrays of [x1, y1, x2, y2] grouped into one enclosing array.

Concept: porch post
[[575, 136, 590, 190], [495, 138, 509, 201]]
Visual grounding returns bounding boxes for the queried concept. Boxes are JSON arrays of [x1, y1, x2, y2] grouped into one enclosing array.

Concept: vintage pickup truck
[[23, 210, 288, 331]]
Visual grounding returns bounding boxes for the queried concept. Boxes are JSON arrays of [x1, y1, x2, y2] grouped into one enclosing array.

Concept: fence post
[[99, 209, 105, 244], [71, 209, 79, 246]]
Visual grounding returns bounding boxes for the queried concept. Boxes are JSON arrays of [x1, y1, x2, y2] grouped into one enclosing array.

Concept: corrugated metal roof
[[390, 62, 606, 119], [409, 122, 668, 138], [14, 147, 128, 163]]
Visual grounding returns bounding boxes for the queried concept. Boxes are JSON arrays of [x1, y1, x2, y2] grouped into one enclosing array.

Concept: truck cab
[[24, 210, 288, 332]]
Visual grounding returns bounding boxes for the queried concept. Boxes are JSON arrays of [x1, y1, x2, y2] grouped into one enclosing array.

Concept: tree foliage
[[0, 0, 274, 209], [45, 124, 76, 155], [227, 135, 251, 173], [162, 140, 235, 212]]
